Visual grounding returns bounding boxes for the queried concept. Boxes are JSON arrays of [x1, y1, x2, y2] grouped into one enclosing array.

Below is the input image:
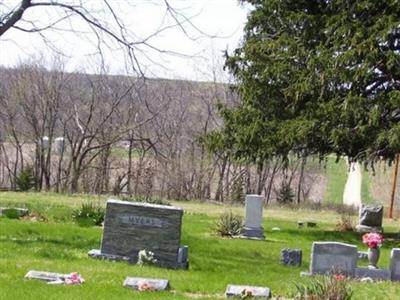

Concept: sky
[[0, 0, 249, 82]]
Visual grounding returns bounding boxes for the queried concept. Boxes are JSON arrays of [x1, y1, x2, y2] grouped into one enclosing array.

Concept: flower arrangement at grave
[[240, 288, 253, 299], [362, 232, 384, 249], [362, 232, 384, 269], [137, 249, 157, 266], [137, 280, 155, 291]]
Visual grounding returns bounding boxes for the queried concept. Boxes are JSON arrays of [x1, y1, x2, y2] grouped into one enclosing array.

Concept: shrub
[[230, 176, 245, 204], [294, 274, 353, 300], [72, 202, 105, 226], [276, 180, 295, 204], [2, 208, 19, 219], [335, 212, 355, 232], [16, 167, 36, 191], [214, 211, 243, 237]]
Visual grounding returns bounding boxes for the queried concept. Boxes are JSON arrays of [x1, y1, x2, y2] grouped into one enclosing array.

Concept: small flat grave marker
[[123, 277, 169, 291], [25, 270, 68, 282], [225, 285, 271, 299]]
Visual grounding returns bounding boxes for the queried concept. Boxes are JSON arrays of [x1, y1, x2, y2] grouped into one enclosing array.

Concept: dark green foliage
[[276, 180, 295, 204], [2, 208, 19, 219], [214, 211, 244, 237], [72, 202, 105, 226], [231, 176, 245, 203], [16, 167, 35, 191], [218, 0, 400, 166]]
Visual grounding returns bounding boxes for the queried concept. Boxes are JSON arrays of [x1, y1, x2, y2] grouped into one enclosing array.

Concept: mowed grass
[[0, 192, 400, 299]]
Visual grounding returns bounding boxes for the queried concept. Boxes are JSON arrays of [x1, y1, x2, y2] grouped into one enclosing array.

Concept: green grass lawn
[[0, 192, 399, 299]]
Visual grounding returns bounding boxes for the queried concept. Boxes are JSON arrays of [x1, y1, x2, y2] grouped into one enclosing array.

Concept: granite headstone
[[356, 204, 383, 232], [89, 199, 188, 269], [281, 248, 302, 266], [240, 194, 265, 240], [309, 242, 357, 276], [390, 248, 400, 281]]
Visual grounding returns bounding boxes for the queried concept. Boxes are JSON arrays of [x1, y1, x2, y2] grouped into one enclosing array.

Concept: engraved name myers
[[118, 214, 168, 228]]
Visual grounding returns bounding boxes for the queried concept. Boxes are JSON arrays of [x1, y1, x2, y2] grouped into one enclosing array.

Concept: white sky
[[0, 0, 249, 82]]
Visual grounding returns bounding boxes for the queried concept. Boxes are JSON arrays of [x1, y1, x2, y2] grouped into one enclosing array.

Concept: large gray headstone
[[310, 242, 357, 276], [241, 194, 265, 240], [89, 199, 188, 269], [390, 248, 400, 281]]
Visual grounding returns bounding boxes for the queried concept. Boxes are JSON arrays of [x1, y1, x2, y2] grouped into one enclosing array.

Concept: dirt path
[[343, 161, 362, 207]]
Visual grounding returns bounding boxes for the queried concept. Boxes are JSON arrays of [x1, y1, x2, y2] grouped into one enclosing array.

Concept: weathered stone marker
[[241, 194, 265, 240], [25, 270, 68, 282], [308, 242, 358, 276], [390, 248, 400, 281], [123, 277, 169, 291], [88, 199, 188, 269], [281, 248, 302, 266], [225, 284, 271, 299], [356, 204, 383, 233]]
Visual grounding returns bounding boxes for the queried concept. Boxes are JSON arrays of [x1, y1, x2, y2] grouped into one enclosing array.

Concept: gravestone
[[356, 204, 383, 233], [54, 137, 65, 155], [390, 248, 400, 281], [225, 284, 271, 299], [309, 242, 358, 276], [240, 194, 265, 240], [25, 270, 68, 282], [88, 199, 188, 269], [123, 277, 169, 291], [281, 248, 302, 266]]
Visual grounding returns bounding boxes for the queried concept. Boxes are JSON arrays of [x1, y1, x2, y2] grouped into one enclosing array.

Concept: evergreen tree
[[219, 0, 400, 165]]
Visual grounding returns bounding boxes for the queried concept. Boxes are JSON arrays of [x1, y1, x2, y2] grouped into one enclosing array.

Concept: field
[[0, 192, 400, 299]]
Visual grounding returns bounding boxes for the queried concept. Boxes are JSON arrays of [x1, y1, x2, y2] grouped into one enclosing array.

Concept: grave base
[[355, 225, 383, 233], [240, 227, 265, 240], [88, 247, 189, 270], [355, 267, 390, 281]]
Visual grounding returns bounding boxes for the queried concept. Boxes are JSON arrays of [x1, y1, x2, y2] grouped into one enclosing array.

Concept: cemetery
[[0, 191, 400, 299], [1, 1, 400, 300]]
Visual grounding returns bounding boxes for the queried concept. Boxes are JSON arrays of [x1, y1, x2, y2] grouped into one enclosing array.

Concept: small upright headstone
[[356, 204, 383, 233], [281, 249, 302, 266], [225, 284, 271, 299], [309, 242, 358, 277], [89, 199, 189, 269], [390, 248, 400, 281], [240, 194, 265, 240]]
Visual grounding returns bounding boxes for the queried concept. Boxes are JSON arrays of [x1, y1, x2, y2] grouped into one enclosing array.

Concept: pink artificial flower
[[362, 233, 384, 249], [64, 272, 84, 285]]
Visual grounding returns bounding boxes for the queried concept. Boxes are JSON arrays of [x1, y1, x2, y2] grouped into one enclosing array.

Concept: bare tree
[[0, 1, 206, 75]]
